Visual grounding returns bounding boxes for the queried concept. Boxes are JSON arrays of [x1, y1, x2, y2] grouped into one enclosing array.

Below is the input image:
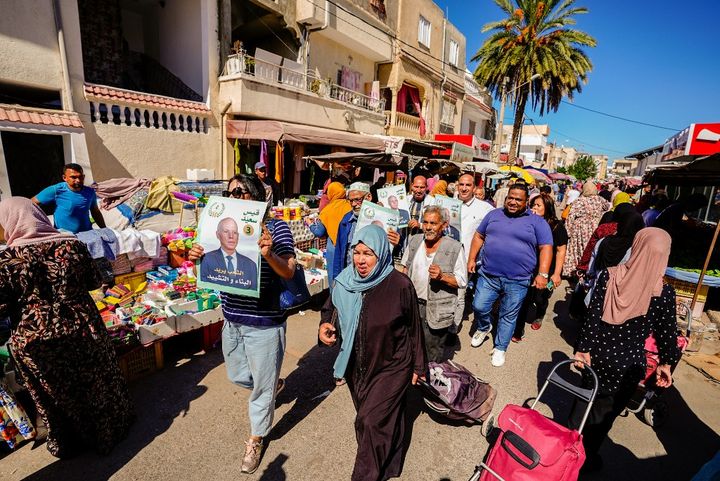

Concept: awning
[[302, 151, 405, 168], [548, 172, 570, 181], [226, 120, 387, 151], [524, 168, 552, 183], [644, 153, 720, 185]]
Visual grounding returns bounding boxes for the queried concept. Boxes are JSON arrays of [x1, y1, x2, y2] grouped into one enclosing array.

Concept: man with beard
[[467, 184, 552, 367], [401, 206, 466, 362]]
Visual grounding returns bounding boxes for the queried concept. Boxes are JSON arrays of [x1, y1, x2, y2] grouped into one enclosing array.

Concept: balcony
[[384, 111, 424, 139], [219, 51, 386, 135]]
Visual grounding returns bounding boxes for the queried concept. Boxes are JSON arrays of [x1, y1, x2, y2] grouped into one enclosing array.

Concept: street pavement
[[1, 285, 719, 481]]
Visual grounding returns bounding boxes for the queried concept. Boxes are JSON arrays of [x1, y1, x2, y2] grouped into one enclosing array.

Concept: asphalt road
[[1, 285, 719, 481]]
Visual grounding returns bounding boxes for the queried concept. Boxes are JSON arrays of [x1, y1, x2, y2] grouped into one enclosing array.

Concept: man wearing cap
[[331, 182, 400, 283], [254, 162, 278, 206]]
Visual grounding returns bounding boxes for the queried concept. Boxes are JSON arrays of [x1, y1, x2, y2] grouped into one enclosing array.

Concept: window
[[418, 16, 431, 48], [441, 99, 455, 127], [468, 120, 477, 136], [449, 40, 459, 66]]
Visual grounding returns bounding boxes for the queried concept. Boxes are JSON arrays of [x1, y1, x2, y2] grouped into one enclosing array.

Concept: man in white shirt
[[400, 206, 467, 362], [456, 174, 494, 332]]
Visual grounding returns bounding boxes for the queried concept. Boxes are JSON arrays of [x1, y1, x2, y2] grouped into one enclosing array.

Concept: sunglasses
[[222, 187, 250, 198]]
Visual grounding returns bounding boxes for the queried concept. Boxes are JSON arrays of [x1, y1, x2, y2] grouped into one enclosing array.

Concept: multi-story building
[[0, 0, 220, 197], [610, 158, 639, 177], [543, 143, 579, 171], [500, 124, 549, 167], [460, 70, 494, 159], [378, 0, 466, 140], [589, 154, 608, 179]]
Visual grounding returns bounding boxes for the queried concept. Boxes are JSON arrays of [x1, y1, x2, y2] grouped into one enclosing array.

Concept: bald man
[[200, 217, 258, 289]]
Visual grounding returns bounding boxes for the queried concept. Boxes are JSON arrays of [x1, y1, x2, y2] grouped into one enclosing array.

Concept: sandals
[[531, 320, 543, 330]]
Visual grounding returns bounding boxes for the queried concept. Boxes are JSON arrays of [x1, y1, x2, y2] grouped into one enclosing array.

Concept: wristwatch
[[538, 273, 549, 279]]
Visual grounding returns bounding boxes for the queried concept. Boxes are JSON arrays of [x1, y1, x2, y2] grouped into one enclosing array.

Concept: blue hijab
[[331, 224, 395, 378]]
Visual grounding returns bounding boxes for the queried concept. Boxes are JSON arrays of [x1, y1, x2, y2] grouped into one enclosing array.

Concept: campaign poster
[[377, 185, 410, 228], [433, 195, 462, 242], [195, 196, 266, 297], [355, 200, 400, 239]]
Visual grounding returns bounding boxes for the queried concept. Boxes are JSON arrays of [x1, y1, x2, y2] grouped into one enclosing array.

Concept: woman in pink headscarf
[[0, 197, 133, 458], [571, 228, 679, 473]]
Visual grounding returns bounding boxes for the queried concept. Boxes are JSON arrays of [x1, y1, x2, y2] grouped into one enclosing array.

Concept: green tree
[[556, 166, 568, 174], [473, 0, 596, 163], [568, 155, 597, 180]]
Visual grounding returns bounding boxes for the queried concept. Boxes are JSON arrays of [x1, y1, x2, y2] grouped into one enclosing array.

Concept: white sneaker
[[470, 329, 490, 348], [491, 349, 506, 367]]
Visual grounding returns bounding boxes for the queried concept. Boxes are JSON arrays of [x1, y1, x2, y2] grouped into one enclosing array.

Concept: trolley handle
[[500, 430, 540, 470], [531, 359, 599, 435]]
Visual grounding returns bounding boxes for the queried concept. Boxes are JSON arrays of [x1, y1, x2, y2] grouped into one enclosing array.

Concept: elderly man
[[332, 182, 400, 282], [387, 195, 410, 226], [401, 206, 466, 362], [467, 183, 553, 367], [200, 217, 258, 289], [454, 174, 494, 332], [33, 163, 105, 233]]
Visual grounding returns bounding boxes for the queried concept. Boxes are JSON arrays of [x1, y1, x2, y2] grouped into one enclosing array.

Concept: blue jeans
[[222, 321, 286, 437], [472, 270, 531, 351]]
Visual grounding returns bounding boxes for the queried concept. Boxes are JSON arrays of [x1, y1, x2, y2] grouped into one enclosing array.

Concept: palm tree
[[472, 0, 596, 164]]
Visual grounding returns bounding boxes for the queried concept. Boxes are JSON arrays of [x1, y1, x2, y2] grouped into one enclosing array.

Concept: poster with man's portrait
[[377, 185, 410, 228], [433, 195, 462, 242], [195, 196, 266, 297], [355, 200, 400, 238]]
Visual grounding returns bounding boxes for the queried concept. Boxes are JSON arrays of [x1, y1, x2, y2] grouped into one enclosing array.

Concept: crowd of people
[[0, 164, 700, 480]]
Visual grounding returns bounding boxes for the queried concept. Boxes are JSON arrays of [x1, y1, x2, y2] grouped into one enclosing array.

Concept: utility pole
[[493, 76, 509, 163]]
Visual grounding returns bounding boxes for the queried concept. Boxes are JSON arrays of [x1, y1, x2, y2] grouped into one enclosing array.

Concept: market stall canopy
[[524, 168, 552, 183], [548, 172, 570, 181], [410, 159, 499, 176], [227, 120, 387, 151], [644, 154, 720, 185], [302, 151, 406, 168], [499, 165, 535, 184]]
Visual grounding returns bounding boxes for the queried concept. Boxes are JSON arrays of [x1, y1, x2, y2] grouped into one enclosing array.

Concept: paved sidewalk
[[1, 287, 718, 481]]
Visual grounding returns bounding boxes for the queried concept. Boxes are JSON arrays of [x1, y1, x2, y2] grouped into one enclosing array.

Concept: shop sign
[[686, 123, 720, 156]]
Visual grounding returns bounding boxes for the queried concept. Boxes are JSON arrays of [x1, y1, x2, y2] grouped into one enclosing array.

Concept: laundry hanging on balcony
[[397, 84, 426, 137]]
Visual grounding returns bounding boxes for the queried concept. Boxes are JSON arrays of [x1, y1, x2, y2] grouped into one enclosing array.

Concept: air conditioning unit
[[296, 0, 325, 29]]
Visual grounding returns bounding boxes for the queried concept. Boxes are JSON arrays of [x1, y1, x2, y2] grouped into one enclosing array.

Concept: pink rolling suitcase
[[470, 359, 599, 481]]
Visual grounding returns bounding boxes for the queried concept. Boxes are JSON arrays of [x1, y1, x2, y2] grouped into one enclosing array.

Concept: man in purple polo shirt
[[467, 184, 552, 367]]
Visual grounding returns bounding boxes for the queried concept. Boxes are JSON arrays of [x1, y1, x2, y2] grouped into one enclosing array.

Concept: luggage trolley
[[469, 359, 599, 481]]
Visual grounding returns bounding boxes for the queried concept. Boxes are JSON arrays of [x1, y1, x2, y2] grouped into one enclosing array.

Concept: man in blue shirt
[[467, 184, 553, 367], [33, 163, 105, 233]]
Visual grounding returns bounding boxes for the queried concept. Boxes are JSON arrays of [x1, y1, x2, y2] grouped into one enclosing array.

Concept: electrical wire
[[560, 101, 681, 131], [248, 5, 299, 57], [526, 117, 628, 155]]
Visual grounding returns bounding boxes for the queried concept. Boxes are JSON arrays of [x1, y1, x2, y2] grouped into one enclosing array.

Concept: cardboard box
[[170, 302, 224, 333], [137, 317, 177, 345]]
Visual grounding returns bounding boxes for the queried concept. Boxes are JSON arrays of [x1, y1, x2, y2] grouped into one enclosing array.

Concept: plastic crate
[[664, 276, 708, 318], [664, 276, 709, 302], [296, 240, 313, 252], [118, 342, 164, 382], [313, 237, 327, 251]]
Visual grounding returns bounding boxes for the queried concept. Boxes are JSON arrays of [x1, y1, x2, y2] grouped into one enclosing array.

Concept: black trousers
[[513, 286, 551, 338], [568, 368, 643, 459], [418, 301, 449, 363]]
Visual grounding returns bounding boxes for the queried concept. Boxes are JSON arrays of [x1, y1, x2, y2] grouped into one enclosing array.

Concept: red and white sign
[[686, 123, 720, 156]]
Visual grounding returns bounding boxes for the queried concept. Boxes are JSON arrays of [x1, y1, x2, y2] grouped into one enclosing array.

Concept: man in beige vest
[[400, 206, 467, 362]]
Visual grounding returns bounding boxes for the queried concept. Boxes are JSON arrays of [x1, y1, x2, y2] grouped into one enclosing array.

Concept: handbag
[[279, 264, 311, 310], [267, 219, 312, 310]]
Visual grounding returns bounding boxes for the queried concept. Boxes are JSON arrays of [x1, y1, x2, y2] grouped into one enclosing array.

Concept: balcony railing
[[222, 51, 385, 114], [384, 111, 422, 136]]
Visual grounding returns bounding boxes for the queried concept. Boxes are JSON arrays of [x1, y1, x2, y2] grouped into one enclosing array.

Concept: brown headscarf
[[602, 227, 670, 325], [431, 180, 448, 196], [581, 181, 598, 197], [0, 197, 75, 247]]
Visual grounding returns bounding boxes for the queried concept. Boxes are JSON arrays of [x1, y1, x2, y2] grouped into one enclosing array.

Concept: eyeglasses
[[348, 197, 365, 205], [222, 187, 250, 198]]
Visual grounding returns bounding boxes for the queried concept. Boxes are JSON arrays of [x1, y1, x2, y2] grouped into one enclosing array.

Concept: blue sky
[[434, 0, 720, 160]]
